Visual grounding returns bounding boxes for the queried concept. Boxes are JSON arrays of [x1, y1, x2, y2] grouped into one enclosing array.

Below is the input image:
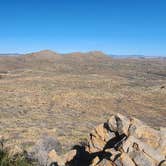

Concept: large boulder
[[88, 123, 116, 153], [47, 149, 77, 166]]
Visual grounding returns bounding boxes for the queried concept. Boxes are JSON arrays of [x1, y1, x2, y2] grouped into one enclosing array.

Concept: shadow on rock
[[66, 144, 115, 166]]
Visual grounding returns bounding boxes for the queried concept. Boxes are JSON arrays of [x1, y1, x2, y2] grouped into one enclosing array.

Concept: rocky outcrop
[[46, 114, 166, 166], [1, 114, 165, 166], [86, 113, 166, 166]]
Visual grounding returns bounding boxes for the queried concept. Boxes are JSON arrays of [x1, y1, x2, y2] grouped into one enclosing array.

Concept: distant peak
[[35, 49, 57, 54], [88, 51, 106, 56], [27, 49, 61, 59], [65, 51, 107, 57]]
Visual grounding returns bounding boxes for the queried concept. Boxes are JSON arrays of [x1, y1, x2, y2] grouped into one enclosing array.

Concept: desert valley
[[0, 50, 166, 165]]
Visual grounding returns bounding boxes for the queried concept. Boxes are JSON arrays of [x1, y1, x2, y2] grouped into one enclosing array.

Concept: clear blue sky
[[0, 0, 166, 56]]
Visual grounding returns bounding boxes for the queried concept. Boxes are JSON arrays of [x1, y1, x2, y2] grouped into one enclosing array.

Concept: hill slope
[[0, 50, 165, 155]]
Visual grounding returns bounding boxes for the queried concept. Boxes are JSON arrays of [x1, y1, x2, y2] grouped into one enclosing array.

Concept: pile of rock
[[87, 114, 166, 166], [2, 114, 165, 166], [46, 114, 166, 166]]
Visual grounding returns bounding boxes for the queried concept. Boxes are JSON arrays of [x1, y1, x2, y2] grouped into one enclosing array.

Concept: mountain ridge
[[1, 50, 165, 58]]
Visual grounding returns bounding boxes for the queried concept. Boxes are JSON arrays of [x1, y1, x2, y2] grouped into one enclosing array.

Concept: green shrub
[[0, 149, 32, 166]]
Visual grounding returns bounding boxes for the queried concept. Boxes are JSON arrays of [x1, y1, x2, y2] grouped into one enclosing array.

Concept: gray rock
[[108, 114, 131, 135], [122, 136, 165, 163], [120, 153, 135, 166], [159, 127, 166, 155], [108, 116, 117, 132], [132, 151, 156, 166], [115, 114, 131, 136], [114, 158, 123, 166]]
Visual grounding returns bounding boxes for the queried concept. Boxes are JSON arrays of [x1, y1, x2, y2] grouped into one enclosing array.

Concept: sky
[[0, 0, 166, 56]]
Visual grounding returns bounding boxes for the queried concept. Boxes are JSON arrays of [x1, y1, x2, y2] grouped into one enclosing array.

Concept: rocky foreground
[[1, 114, 166, 166]]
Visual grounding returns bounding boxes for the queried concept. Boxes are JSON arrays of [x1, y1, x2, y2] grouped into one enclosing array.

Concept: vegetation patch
[[0, 149, 32, 166]]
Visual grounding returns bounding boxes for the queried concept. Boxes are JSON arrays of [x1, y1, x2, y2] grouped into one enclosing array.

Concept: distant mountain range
[[110, 54, 166, 59], [0, 50, 165, 59]]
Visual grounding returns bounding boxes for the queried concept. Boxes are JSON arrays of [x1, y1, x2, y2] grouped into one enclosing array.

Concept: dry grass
[[0, 53, 166, 152]]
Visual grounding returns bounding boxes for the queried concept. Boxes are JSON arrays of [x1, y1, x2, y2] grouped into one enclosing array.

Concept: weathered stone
[[122, 136, 165, 163], [88, 139, 100, 153], [63, 149, 77, 163], [97, 159, 115, 166], [129, 118, 161, 149], [95, 124, 115, 142], [129, 118, 143, 136], [122, 136, 134, 153], [159, 127, 166, 155], [88, 124, 114, 153], [114, 158, 122, 166], [88, 114, 166, 166], [132, 151, 157, 166], [120, 153, 135, 166], [91, 156, 100, 166], [108, 115, 117, 132], [48, 149, 64, 166], [91, 157, 115, 166], [105, 148, 121, 161], [47, 149, 77, 166], [115, 113, 131, 136], [89, 134, 106, 152], [108, 114, 131, 135], [90, 150, 117, 165]]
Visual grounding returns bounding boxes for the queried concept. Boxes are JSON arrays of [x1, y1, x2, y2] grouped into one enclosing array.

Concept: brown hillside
[[0, 51, 166, 154]]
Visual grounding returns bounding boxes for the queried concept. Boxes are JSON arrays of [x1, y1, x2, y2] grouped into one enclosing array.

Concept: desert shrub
[[0, 149, 32, 166], [31, 136, 62, 166]]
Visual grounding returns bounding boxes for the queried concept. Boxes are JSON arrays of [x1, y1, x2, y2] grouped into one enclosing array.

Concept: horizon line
[[0, 49, 166, 57]]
